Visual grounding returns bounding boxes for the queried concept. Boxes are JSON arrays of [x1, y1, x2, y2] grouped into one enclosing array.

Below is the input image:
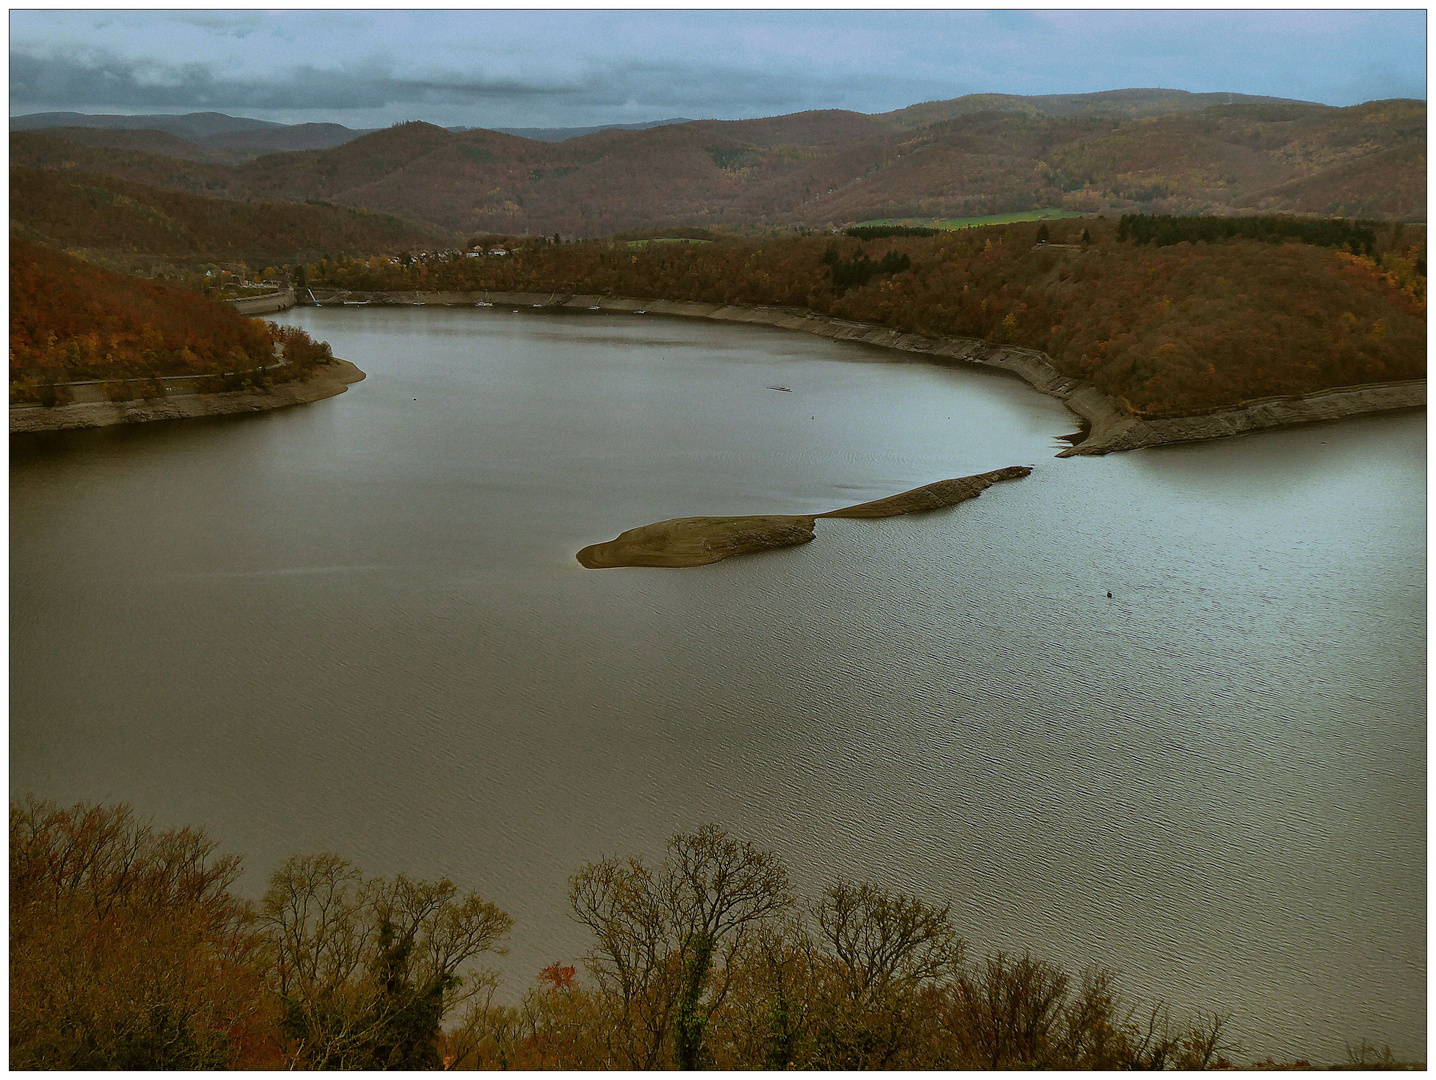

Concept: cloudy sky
[[10, 9, 1428, 130]]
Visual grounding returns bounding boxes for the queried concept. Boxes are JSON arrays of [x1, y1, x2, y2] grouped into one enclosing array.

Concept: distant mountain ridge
[[3, 90, 1318, 152], [11, 110, 286, 137], [881, 88, 1309, 127], [9, 111, 704, 152], [483, 118, 695, 141], [10, 111, 374, 157], [10, 90, 1425, 236]]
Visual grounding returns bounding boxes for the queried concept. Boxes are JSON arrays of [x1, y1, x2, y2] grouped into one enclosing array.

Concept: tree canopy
[[10, 239, 332, 396], [8, 803, 1301, 1069]]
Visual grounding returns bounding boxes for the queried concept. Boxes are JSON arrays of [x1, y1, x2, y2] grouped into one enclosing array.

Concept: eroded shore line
[[310, 287, 1425, 456], [9, 360, 366, 434], [576, 466, 1031, 569]]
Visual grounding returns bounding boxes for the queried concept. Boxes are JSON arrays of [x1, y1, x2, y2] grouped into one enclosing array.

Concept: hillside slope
[[23, 126, 251, 164], [10, 167, 456, 269], [9, 238, 333, 384]]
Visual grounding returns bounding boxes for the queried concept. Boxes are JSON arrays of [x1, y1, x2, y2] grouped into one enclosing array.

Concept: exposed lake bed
[[10, 307, 1425, 1063], [576, 466, 1032, 567]]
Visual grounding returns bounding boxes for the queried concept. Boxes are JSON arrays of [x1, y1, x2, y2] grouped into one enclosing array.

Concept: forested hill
[[10, 167, 456, 269], [9, 238, 330, 387], [10, 94, 1425, 237], [307, 217, 1426, 418]]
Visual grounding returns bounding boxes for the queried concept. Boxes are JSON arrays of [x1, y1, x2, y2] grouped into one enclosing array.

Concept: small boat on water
[[475, 301, 493, 307], [589, 305, 600, 310], [766, 385, 793, 392], [342, 300, 370, 306], [635, 309, 647, 314]]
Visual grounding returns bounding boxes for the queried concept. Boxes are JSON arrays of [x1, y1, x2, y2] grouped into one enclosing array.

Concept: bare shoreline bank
[[9, 359, 366, 434], [309, 287, 1426, 456]]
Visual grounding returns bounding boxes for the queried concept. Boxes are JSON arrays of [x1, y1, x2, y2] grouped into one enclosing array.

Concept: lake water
[[10, 307, 1426, 1063]]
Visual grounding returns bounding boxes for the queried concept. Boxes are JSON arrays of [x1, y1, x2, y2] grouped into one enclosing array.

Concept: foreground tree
[[568, 824, 792, 1068], [9, 799, 273, 1068], [259, 854, 511, 1068], [944, 951, 1235, 1069], [807, 881, 966, 1067]]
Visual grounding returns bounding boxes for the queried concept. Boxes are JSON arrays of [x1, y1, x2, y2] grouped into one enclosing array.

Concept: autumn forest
[[9, 238, 334, 403]]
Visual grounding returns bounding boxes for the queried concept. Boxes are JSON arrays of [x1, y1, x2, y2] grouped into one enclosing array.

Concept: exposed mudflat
[[577, 514, 817, 568], [578, 466, 1029, 568], [820, 465, 1032, 518]]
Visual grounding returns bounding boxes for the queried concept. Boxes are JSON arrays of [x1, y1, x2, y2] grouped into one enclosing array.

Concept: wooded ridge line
[[304, 289, 1426, 455]]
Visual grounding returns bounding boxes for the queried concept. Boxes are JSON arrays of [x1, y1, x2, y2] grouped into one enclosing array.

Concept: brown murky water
[[11, 308, 1425, 1062]]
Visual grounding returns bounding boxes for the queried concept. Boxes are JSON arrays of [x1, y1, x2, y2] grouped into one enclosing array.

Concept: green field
[[624, 237, 713, 248], [853, 209, 1082, 231]]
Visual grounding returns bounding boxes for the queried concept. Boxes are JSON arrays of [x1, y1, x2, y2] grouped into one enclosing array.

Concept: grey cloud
[[7, 9, 1426, 128], [167, 12, 269, 37], [11, 51, 592, 111], [10, 49, 835, 118]]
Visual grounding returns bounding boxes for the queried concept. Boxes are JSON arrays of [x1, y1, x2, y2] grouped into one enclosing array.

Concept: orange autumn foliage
[[10, 238, 332, 385], [11, 238, 273, 380], [10, 799, 280, 1069]]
